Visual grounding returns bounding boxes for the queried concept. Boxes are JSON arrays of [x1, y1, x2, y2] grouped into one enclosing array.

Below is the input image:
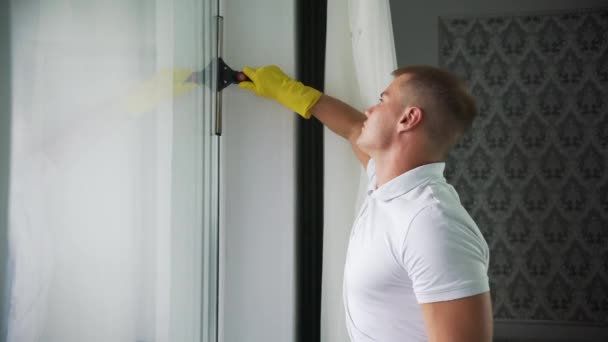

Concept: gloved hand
[[238, 65, 323, 119]]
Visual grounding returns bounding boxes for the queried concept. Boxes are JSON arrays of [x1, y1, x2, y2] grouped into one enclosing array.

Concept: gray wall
[[390, 0, 608, 67], [0, 0, 11, 339], [389, 1, 608, 341], [219, 0, 296, 341]]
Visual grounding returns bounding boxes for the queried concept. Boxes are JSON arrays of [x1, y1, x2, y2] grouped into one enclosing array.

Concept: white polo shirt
[[343, 159, 490, 342]]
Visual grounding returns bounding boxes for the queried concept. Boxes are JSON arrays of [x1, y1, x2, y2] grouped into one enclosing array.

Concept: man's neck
[[373, 148, 442, 189]]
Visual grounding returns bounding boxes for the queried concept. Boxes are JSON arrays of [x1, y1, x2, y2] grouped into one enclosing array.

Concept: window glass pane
[[8, 0, 218, 341]]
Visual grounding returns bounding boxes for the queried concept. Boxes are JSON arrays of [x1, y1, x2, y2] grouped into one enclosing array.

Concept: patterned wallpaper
[[438, 8, 608, 323]]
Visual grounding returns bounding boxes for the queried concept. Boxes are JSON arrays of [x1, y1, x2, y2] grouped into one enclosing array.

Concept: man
[[239, 65, 493, 342]]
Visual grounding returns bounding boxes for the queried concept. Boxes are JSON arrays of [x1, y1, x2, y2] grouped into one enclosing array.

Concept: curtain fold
[[348, 0, 398, 107], [348, 0, 398, 210], [322, 1, 396, 342]]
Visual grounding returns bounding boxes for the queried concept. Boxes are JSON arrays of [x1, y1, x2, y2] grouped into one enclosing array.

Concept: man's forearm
[[309, 94, 366, 143], [237, 66, 368, 162], [309, 94, 370, 167], [238, 66, 365, 141]]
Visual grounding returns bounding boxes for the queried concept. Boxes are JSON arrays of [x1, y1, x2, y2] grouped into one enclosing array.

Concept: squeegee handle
[[236, 71, 250, 83]]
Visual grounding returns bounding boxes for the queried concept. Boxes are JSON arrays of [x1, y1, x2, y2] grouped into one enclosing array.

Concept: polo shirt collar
[[367, 162, 446, 201]]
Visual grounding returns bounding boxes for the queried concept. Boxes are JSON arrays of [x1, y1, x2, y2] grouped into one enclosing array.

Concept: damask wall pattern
[[438, 8, 608, 323]]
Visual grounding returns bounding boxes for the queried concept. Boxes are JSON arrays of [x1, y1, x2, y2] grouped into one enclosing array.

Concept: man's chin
[[355, 138, 370, 154], [355, 137, 363, 148]]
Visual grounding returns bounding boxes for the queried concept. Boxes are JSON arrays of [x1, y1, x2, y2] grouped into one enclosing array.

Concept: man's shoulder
[[413, 179, 474, 223], [406, 200, 488, 257]]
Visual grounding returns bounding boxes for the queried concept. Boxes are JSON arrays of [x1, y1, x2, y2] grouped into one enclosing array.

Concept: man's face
[[356, 75, 409, 154]]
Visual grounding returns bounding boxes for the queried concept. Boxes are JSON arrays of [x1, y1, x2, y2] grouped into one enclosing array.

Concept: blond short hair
[[392, 65, 477, 154]]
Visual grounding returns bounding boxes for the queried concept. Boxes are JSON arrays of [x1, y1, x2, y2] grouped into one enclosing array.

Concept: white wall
[[219, 0, 296, 341]]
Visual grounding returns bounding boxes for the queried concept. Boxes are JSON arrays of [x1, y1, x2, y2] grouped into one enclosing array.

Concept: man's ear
[[397, 106, 423, 132]]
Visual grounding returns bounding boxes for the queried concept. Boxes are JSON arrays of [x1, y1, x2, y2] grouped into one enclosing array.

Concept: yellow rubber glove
[[238, 65, 322, 119]]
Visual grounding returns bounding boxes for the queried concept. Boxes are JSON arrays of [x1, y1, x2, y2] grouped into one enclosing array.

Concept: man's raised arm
[[239, 65, 370, 167], [309, 95, 369, 167]]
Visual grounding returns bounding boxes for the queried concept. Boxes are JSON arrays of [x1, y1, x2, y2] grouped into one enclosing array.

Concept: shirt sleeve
[[401, 203, 490, 304]]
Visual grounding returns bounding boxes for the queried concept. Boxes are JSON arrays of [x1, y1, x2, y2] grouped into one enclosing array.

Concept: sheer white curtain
[[322, 0, 396, 341], [8, 1, 213, 341], [349, 0, 398, 210]]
